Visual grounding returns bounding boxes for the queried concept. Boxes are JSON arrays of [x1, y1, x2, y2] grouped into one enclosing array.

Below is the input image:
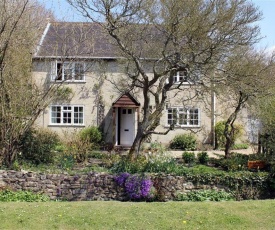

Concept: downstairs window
[[167, 107, 200, 127], [50, 105, 84, 125]]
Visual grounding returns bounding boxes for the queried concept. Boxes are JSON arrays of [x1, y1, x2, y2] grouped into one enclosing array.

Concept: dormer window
[[51, 61, 85, 82]]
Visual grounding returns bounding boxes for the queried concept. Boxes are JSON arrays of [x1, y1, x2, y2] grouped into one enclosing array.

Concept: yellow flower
[[183, 220, 187, 224]]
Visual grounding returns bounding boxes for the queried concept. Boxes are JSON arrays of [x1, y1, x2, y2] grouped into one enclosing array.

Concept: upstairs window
[[51, 61, 85, 82], [167, 107, 200, 127], [166, 70, 190, 84], [51, 105, 84, 125], [173, 71, 188, 83]]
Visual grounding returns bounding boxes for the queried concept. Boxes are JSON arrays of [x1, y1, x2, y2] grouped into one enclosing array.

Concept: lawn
[[0, 200, 274, 230]]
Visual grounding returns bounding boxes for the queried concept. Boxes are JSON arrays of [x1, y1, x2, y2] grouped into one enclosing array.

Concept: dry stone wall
[[0, 170, 225, 201]]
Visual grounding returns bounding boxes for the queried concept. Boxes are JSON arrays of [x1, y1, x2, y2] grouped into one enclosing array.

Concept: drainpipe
[[211, 76, 216, 148]]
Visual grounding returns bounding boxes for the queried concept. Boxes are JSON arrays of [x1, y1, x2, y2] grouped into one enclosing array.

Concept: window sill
[[48, 124, 85, 127], [50, 81, 86, 84], [174, 82, 194, 85], [164, 125, 200, 129]]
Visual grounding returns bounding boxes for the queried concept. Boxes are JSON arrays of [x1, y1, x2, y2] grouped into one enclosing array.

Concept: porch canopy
[[112, 93, 140, 108]]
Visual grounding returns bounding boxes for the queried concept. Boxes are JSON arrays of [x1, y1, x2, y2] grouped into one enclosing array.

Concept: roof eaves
[[32, 56, 122, 60], [32, 56, 158, 61]]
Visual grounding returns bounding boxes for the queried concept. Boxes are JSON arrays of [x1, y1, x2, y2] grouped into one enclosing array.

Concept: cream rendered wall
[[33, 59, 213, 145]]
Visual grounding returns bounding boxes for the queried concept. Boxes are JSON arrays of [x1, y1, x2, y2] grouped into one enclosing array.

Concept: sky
[[39, 0, 275, 51]]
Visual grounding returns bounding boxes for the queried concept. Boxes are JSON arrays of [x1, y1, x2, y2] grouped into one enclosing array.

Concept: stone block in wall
[[46, 184, 56, 189], [0, 180, 7, 188], [70, 183, 81, 189], [183, 182, 194, 190], [40, 174, 47, 180]]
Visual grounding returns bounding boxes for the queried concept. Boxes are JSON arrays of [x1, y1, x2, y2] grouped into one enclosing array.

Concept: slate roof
[[34, 22, 119, 58], [34, 21, 164, 60]]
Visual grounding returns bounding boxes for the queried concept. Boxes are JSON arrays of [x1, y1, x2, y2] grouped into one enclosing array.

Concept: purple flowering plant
[[115, 173, 155, 201]]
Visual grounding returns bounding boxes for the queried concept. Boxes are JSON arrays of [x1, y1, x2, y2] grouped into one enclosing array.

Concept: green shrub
[[54, 144, 66, 152], [232, 143, 249, 150], [149, 141, 166, 154], [59, 154, 75, 170], [182, 151, 196, 164], [145, 154, 182, 174], [79, 126, 102, 147], [215, 121, 243, 149], [20, 128, 60, 165], [62, 137, 92, 163], [197, 151, 209, 164], [215, 153, 249, 171], [101, 153, 121, 168], [0, 189, 50, 202], [111, 156, 147, 174], [89, 151, 106, 159], [170, 134, 197, 150], [176, 190, 234, 202], [188, 165, 221, 174]]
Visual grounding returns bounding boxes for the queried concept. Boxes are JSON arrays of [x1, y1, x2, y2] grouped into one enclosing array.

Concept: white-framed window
[[51, 61, 85, 82], [173, 71, 188, 83], [167, 107, 200, 127], [50, 105, 84, 125], [166, 70, 190, 84]]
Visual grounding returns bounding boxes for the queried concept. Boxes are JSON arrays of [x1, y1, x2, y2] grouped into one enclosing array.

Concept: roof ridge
[[50, 21, 98, 25]]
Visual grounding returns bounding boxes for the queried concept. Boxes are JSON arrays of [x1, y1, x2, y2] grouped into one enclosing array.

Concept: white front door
[[120, 108, 135, 146]]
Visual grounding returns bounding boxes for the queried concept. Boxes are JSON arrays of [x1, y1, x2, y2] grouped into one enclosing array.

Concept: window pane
[[74, 63, 84, 80], [63, 106, 72, 111], [167, 108, 177, 125], [63, 111, 72, 124], [74, 106, 84, 124], [179, 70, 188, 82], [179, 112, 187, 125], [189, 109, 199, 125], [51, 106, 61, 123], [56, 63, 63, 81], [64, 63, 73, 80]]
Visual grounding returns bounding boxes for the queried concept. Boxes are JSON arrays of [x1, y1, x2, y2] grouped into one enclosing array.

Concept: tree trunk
[[224, 129, 233, 159], [128, 129, 144, 161], [3, 144, 17, 168], [223, 91, 248, 159]]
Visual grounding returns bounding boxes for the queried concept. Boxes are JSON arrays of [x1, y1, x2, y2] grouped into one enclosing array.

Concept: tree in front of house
[[252, 68, 275, 155], [67, 0, 263, 160], [214, 47, 275, 158], [0, 0, 70, 167]]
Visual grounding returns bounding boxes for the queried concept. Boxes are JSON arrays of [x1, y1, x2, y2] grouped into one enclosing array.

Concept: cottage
[[33, 21, 255, 149]]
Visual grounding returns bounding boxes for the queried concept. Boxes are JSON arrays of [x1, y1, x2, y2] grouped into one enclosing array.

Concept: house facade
[[33, 22, 253, 148]]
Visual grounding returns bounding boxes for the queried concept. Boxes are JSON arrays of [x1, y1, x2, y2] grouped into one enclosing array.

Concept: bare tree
[[67, 0, 262, 159], [0, 0, 68, 167], [214, 47, 275, 158]]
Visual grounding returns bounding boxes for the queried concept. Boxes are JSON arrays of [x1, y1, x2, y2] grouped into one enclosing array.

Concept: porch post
[[112, 107, 116, 145]]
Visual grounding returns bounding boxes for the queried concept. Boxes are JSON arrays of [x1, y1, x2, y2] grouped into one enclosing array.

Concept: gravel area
[[168, 146, 256, 159]]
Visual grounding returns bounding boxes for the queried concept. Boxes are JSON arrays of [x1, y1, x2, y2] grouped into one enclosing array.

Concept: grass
[[0, 200, 275, 229]]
